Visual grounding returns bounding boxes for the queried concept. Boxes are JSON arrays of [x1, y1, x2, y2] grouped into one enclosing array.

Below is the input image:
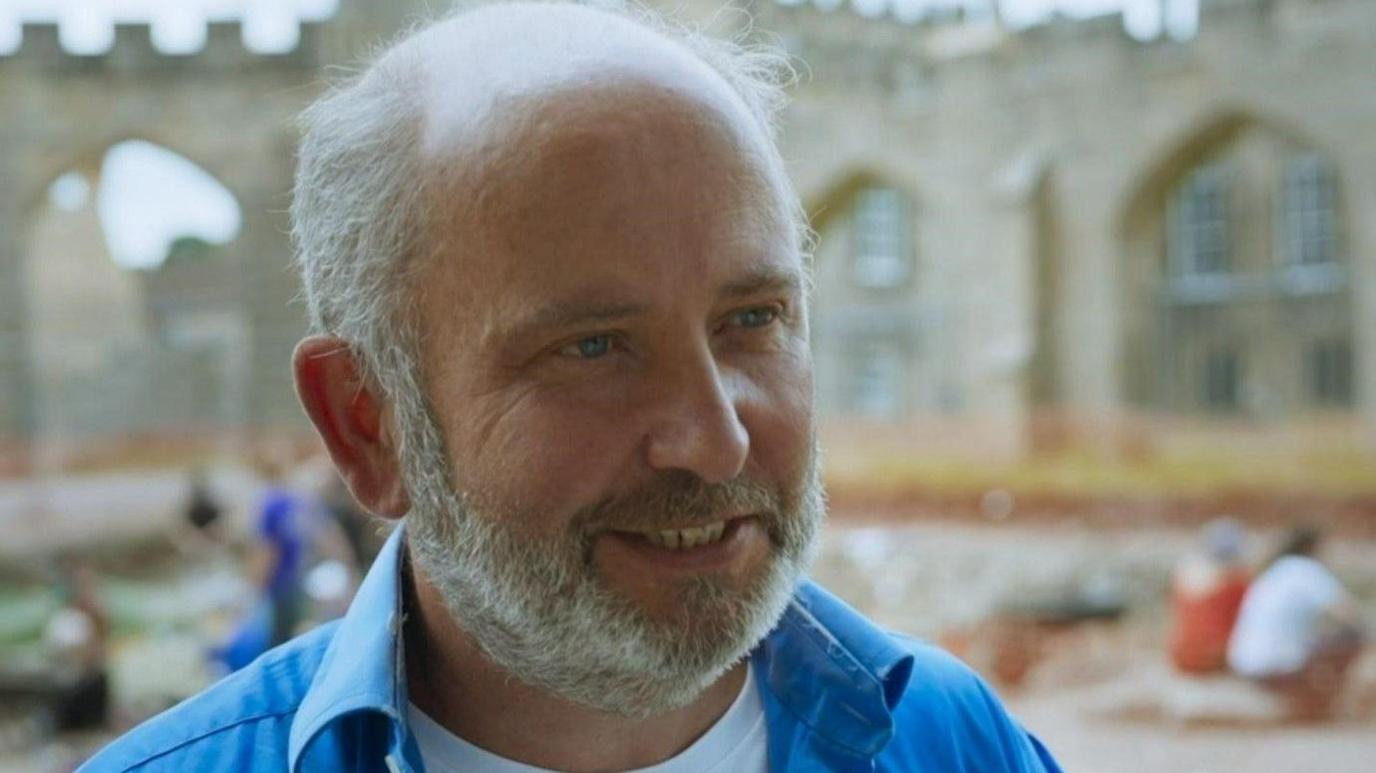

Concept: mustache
[[571, 470, 782, 536]]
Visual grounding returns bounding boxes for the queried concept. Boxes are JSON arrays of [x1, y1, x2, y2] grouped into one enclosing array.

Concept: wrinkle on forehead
[[475, 81, 771, 228], [403, 2, 763, 163]]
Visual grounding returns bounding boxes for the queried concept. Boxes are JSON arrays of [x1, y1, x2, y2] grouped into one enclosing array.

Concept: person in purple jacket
[[83, 2, 1060, 771], [252, 457, 308, 648], [210, 456, 310, 673]]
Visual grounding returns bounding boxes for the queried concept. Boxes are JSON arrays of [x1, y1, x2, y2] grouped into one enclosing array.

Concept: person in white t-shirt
[[1227, 526, 1366, 719]]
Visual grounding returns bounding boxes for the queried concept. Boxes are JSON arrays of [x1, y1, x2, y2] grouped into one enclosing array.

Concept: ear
[[293, 336, 410, 519]]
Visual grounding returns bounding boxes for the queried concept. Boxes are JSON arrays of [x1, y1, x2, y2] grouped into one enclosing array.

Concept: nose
[[643, 350, 750, 485]]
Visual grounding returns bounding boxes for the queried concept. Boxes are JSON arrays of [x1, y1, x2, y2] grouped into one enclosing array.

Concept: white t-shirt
[[407, 664, 768, 773], [1227, 555, 1345, 677]]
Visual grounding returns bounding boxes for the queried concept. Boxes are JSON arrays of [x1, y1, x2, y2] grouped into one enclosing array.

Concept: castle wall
[[0, 0, 1372, 455], [766, 0, 1376, 450], [0, 19, 326, 443]]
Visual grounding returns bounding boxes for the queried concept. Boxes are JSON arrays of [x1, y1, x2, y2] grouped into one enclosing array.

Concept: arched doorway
[[21, 140, 248, 454]]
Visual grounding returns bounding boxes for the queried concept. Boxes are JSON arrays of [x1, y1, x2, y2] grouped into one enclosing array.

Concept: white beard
[[398, 389, 823, 718]]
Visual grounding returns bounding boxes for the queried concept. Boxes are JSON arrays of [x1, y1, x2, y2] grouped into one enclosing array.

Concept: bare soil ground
[[2, 473, 1374, 771], [811, 517, 1376, 773]]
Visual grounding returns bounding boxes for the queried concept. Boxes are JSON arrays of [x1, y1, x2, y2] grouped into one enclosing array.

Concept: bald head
[[292, 0, 801, 395], [399, 2, 764, 159], [387, 3, 790, 252]]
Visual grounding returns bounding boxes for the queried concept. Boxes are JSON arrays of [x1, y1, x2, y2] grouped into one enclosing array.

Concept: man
[[83, 2, 1060, 770], [1228, 526, 1367, 719]]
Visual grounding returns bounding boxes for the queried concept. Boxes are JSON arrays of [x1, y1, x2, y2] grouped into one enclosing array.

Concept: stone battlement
[[0, 19, 324, 70], [0, 0, 1338, 73], [761, 0, 1367, 94], [773, 0, 1356, 51]]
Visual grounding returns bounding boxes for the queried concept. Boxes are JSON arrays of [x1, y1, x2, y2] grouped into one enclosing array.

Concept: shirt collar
[[286, 528, 912, 767], [755, 580, 915, 759], [288, 525, 409, 770]]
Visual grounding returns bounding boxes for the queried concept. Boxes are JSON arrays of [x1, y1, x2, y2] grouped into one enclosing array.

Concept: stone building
[[772, 0, 1374, 456], [0, 3, 414, 451], [0, 0, 1371, 461]]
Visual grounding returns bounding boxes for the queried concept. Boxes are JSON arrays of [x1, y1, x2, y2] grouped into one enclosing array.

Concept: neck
[[404, 557, 747, 772]]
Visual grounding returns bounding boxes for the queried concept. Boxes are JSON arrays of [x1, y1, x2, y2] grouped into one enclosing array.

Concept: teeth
[[644, 520, 729, 550], [681, 526, 706, 548]]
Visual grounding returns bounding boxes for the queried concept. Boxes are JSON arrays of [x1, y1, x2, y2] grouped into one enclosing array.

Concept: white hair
[[289, 0, 803, 401]]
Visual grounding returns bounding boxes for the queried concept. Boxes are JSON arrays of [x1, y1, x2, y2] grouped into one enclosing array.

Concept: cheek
[[739, 352, 814, 478], [445, 387, 639, 530]]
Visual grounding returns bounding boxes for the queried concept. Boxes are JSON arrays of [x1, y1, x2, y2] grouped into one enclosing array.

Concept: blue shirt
[[81, 528, 1060, 772]]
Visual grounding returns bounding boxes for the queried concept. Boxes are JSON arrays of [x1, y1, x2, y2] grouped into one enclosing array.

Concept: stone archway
[[20, 139, 251, 462], [0, 23, 325, 455], [1117, 110, 1353, 420]]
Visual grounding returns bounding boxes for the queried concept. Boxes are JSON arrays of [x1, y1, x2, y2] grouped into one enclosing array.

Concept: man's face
[[401, 79, 821, 715]]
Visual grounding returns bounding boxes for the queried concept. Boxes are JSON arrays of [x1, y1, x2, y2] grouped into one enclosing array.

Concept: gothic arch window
[[1168, 161, 1231, 277], [98, 139, 241, 270], [1279, 153, 1338, 267], [807, 174, 924, 422], [1125, 119, 1353, 418], [846, 338, 906, 420], [850, 186, 912, 289]]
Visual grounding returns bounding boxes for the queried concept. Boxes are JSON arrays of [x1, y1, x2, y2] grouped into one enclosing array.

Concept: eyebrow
[[507, 300, 648, 341], [719, 266, 804, 300]]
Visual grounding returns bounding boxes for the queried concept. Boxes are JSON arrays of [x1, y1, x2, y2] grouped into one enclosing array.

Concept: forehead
[[469, 79, 782, 242], [410, 80, 801, 363], [413, 80, 798, 340]]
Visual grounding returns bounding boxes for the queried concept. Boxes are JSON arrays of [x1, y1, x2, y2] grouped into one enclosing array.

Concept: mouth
[[595, 514, 763, 572], [622, 518, 732, 550]]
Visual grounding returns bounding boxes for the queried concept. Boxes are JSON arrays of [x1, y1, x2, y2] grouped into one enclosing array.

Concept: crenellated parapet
[[0, 19, 326, 71], [756, 0, 1368, 98]]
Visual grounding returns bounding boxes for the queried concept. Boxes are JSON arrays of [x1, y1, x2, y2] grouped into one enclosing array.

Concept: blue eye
[[735, 307, 778, 328], [572, 335, 612, 358]]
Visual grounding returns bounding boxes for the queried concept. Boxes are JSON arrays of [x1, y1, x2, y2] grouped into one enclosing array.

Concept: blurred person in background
[[214, 452, 360, 674], [1228, 525, 1368, 719], [246, 452, 309, 649], [83, 2, 1060, 771], [296, 455, 369, 625], [170, 468, 226, 559], [181, 468, 223, 537], [312, 455, 387, 570], [1168, 517, 1251, 674], [44, 555, 110, 732]]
